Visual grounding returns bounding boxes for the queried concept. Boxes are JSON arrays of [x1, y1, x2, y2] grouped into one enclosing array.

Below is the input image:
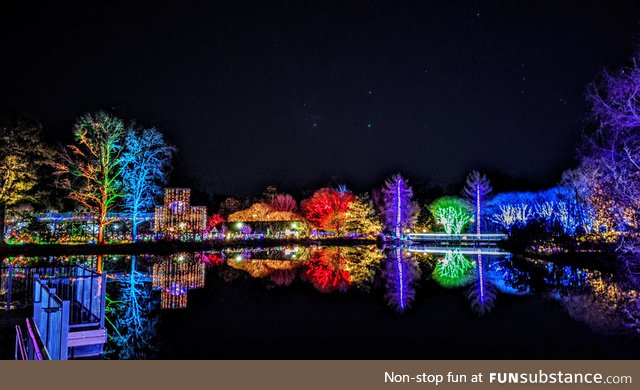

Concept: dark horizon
[[2, 1, 640, 200]]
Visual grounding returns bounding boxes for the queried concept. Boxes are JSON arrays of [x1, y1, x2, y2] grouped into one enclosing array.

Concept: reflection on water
[[2, 244, 639, 359], [383, 247, 420, 312], [432, 250, 476, 288], [151, 254, 206, 309], [466, 253, 497, 316]]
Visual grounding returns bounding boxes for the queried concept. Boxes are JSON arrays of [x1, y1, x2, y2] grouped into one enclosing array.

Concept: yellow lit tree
[[344, 194, 383, 238], [0, 116, 53, 242]]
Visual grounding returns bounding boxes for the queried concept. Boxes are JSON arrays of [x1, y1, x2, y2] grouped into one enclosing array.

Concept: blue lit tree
[[105, 255, 158, 359], [121, 128, 175, 241], [379, 174, 419, 238], [382, 247, 420, 312], [462, 171, 492, 235]]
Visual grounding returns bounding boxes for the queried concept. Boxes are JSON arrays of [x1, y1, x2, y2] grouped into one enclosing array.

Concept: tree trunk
[[98, 223, 105, 245], [98, 206, 107, 245], [132, 210, 138, 242], [96, 254, 103, 274]]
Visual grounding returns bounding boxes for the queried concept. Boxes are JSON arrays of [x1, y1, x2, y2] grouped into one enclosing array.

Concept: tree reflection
[[343, 246, 383, 291], [227, 258, 303, 285], [106, 255, 158, 359], [486, 255, 531, 295], [269, 268, 298, 286], [432, 250, 475, 288], [301, 247, 351, 293], [383, 247, 420, 312], [465, 253, 497, 316]]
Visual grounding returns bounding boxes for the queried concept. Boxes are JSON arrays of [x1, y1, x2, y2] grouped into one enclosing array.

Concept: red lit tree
[[206, 213, 225, 232], [300, 187, 355, 235], [301, 247, 351, 293]]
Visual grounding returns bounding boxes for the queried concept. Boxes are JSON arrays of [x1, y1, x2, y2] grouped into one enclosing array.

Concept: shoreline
[[0, 238, 381, 257], [0, 239, 617, 272]]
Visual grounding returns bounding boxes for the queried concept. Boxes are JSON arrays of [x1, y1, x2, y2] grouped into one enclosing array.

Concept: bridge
[[406, 233, 507, 246], [406, 246, 510, 256]]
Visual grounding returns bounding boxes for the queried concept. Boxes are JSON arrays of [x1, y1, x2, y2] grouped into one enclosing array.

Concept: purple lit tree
[[379, 174, 419, 238], [382, 247, 420, 312], [465, 254, 497, 316], [121, 128, 175, 241], [582, 51, 640, 233], [462, 171, 492, 235]]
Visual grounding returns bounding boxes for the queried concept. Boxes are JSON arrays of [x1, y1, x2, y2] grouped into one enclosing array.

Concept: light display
[[228, 202, 304, 223], [0, 118, 52, 243], [383, 247, 420, 312], [463, 171, 492, 235], [429, 196, 473, 234], [105, 255, 157, 359], [227, 202, 307, 238], [227, 259, 302, 280], [301, 247, 351, 293], [270, 193, 298, 212], [466, 254, 497, 316], [54, 112, 126, 245], [4, 211, 154, 244], [154, 188, 207, 240], [151, 253, 206, 309], [380, 174, 419, 238], [490, 203, 532, 231], [342, 245, 383, 288], [300, 188, 355, 235], [121, 127, 174, 242], [432, 250, 475, 288]]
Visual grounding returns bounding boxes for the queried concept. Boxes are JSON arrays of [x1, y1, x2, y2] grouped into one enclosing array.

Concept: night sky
[[2, 1, 640, 198]]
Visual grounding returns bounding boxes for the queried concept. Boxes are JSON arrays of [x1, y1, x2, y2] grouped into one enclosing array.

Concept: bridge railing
[[406, 233, 507, 241], [15, 318, 49, 360], [33, 277, 69, 360]]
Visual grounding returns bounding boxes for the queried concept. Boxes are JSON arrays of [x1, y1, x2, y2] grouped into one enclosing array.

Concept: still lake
[[2, 244, 639, 359]]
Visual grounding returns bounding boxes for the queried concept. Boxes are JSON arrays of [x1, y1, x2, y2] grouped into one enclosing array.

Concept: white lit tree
[[462, 171, 492, 235], [429, 196, 473, 234]]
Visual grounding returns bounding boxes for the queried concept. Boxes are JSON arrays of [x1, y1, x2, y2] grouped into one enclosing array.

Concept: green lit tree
[[344, 194, 383, 237], [429, 196, 473, 234], [432, 250, 475, 288], [0, 116, 53, 242], [121, 128, 175, 241], [54, 112, 125, 246]]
